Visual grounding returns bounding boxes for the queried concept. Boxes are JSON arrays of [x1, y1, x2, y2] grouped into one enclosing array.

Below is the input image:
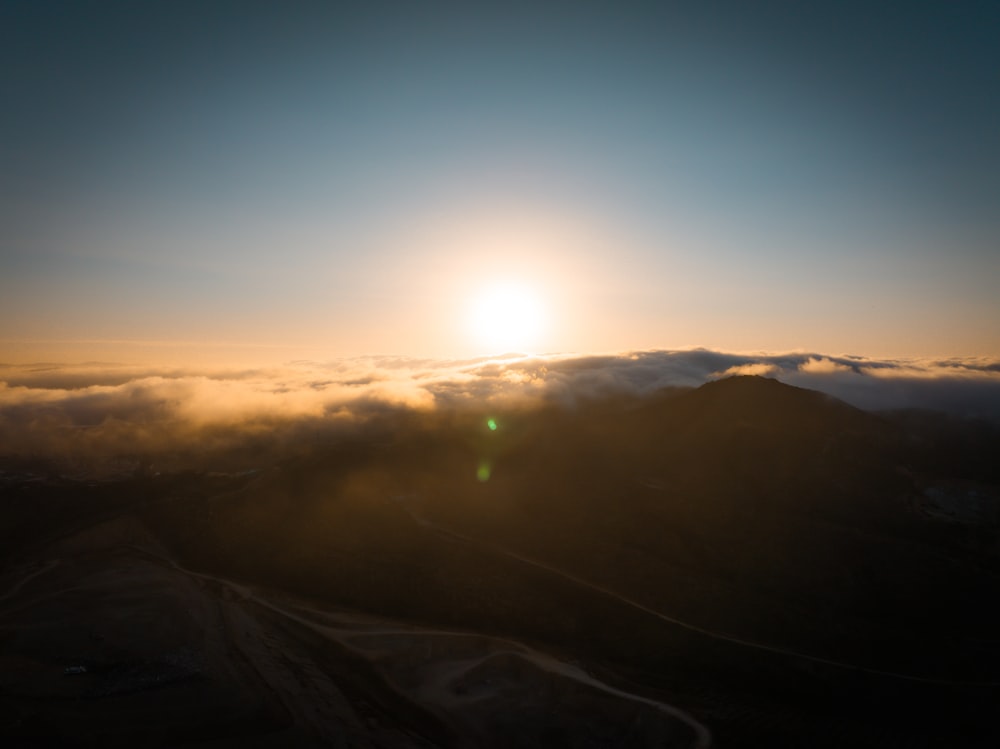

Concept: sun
[[468, 281, 547, 353]]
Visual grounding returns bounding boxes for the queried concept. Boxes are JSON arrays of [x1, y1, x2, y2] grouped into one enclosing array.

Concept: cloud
[[718, 362, 780, 377], [2, 349, 1000, 473], [798, 357, 853, 375]]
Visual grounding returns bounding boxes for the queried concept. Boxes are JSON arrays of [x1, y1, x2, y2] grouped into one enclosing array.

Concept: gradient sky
[[2, 1, 998, 364]]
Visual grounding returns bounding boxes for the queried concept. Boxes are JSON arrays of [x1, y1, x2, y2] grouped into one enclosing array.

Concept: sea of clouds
[[2, 349, 999, 470]]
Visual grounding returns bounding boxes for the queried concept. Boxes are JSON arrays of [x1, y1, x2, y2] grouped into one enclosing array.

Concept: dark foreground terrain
[[2, 376, 999, 747]]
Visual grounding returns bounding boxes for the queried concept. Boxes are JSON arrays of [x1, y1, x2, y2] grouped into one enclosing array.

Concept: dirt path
[[130, 545, 713, 748], [406, 510, 1000, 688], [0, 558, 60, 604]]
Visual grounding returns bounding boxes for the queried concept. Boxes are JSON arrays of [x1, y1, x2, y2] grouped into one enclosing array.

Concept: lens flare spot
[[477, 460, 492, 482], [487, 418, 498, 431]]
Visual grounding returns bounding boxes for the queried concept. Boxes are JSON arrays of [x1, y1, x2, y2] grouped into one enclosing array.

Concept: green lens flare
[[477, 461, 492, 482], [487, 418, 497, 431]]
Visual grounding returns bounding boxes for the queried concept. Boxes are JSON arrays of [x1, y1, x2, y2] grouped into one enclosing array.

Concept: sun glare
[[468, 282, 547, 353]]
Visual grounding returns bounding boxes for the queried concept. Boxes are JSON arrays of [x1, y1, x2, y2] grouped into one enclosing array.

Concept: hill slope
[[2, 376, 999, 747]]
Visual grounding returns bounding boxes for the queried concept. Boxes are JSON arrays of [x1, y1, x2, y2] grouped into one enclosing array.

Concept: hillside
[[2, 376, 999, 747]]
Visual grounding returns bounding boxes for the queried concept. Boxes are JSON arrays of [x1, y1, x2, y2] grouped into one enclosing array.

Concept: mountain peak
[[677, 375, 870, 432]]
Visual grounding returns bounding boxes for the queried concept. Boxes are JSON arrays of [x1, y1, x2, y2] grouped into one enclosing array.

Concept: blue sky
[[2, 1, 998, 361]]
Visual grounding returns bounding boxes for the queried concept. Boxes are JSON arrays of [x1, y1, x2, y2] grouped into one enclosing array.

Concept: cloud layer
[[3, 350, 999, 473]]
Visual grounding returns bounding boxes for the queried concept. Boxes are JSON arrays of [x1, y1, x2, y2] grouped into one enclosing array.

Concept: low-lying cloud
[[2, 349, 999, 473]]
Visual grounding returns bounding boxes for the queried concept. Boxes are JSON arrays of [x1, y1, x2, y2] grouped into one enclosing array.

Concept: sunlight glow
[[468, 282, 547, 353]]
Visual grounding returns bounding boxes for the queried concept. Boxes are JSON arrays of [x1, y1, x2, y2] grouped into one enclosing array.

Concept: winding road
[[404, 507, 1000, 688], [137, 545, 714, 748]]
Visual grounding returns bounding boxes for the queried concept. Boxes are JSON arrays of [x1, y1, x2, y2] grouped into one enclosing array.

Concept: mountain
[[1, 376, 998, 747]]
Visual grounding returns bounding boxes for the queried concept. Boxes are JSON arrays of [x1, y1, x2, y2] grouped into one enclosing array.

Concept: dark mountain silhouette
[[668, 374, 870, 428], [1, 376, 998, 747]]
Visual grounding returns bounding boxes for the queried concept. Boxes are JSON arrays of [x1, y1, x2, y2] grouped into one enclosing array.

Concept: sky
[[2, 0, 999, 365]]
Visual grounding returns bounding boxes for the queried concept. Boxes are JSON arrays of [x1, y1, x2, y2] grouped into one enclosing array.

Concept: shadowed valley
[[2, 376, 999, 747]]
